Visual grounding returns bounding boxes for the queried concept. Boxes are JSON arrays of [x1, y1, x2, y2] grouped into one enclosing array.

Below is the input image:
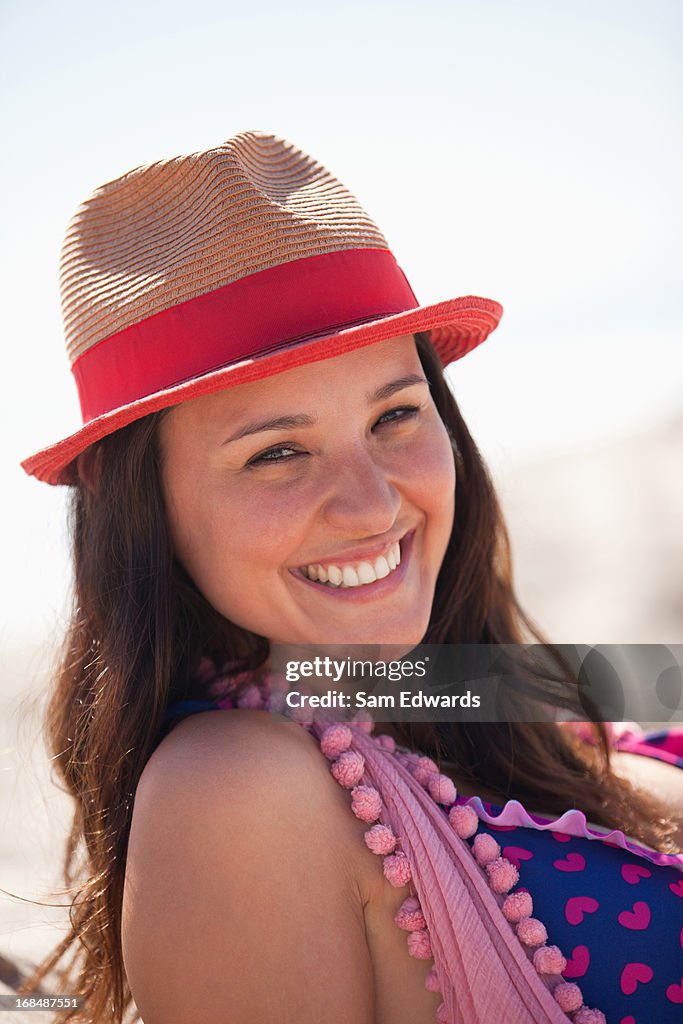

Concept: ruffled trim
[[454, 796, 683, 870]]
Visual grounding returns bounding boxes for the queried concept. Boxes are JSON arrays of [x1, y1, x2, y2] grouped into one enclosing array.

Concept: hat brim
[[21, 294, 502, 486]]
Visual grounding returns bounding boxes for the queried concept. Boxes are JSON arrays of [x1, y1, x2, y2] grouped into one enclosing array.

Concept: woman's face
[[159, 335, 455, 648]]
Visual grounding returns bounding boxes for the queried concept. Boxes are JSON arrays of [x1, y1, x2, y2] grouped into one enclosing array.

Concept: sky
[[0, 0, 681, 645]]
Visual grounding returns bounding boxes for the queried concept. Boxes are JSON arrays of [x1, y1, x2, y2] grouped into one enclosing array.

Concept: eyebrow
[[223, 373, 429, 445], [372, 373, 429, 402]]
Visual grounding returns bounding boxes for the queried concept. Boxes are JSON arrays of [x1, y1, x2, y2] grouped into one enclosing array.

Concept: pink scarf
[[332, 722, 576, 1024]]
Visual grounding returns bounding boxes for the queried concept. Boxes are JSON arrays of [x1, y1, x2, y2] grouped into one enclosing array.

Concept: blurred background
[[1, 0, 681, 998]]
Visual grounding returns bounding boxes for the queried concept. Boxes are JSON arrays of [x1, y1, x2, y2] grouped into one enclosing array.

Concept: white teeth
[[374, 555, 390, 579], [300, 537, 406, 589], [342, 565, 360, 587], [357, 561, 376, 584], [327, 565, 343, 586]]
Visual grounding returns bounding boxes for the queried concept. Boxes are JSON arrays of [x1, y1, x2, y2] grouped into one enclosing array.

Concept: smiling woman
[[17, 131, 683, 1024], [159, 338, 454, 648]]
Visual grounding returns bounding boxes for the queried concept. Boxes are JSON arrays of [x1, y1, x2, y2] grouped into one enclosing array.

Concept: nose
[[319, 445, 402, 536]]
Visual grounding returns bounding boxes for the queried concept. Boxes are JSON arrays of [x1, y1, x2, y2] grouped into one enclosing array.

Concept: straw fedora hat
[[21, 130, 503, 486]]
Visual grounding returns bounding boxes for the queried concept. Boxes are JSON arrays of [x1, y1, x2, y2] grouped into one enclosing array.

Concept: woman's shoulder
[[134, 707, 373, 876], [146, 705, 327, 786], [123, 710, 376, 1022]]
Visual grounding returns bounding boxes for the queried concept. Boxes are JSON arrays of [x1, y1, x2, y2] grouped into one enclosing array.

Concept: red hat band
[[72, 247, 417, 424]]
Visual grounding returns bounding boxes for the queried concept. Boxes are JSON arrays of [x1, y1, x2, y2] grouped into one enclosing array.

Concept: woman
[[20, 131, 682, 1023]]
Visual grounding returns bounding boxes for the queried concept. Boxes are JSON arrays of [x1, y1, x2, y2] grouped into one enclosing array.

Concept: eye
[[374, 404, 421, 427], [246, 444, 303, 467]]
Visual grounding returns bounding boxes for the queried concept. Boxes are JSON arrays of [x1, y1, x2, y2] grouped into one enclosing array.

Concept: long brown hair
[[17, 332, 680, 1021]]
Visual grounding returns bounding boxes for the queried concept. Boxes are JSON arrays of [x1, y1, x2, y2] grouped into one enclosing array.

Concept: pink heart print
[[618, 901, 651, 930], [619, 1017, 635, 1024], [666, 978, 683, 1004], [563, 945, 590, 979], [553, 852, 586, 872], [550, 831, 571, 843], [621, 863, 651, 885], [670, 879, 683, 898], [565, 896, 600, 925], [620, 962, 654, 995], [502, 846, 534, 869]]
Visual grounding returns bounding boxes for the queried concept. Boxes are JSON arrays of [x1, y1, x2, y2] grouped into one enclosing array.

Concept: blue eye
[[247, 445, 302, 466]]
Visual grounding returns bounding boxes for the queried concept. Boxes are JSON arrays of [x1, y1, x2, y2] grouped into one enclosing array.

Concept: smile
[[300, 539, 402, 588]]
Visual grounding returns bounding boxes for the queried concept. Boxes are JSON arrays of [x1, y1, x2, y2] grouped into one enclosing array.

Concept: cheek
[[169, 480, 301, 610], [162, 465, 232, 591], [404, 422, 456, 521]]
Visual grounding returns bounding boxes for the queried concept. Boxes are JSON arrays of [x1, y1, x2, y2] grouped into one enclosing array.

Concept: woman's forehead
[[166, 334, 422, 429]]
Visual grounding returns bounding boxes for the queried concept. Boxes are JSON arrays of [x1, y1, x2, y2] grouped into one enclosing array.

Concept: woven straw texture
[[22, 129, 503, 484], [60, 131, 389, 364]]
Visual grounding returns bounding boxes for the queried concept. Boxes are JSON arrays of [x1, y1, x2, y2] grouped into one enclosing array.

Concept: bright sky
[[1, 0, 681, 644]]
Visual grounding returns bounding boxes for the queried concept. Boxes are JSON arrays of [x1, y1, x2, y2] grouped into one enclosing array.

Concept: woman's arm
[[122, 711, 376, 1023]]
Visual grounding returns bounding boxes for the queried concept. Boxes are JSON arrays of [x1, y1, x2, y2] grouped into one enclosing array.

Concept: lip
[[292, 531, 410, 573], [288, 530, 415, 602]]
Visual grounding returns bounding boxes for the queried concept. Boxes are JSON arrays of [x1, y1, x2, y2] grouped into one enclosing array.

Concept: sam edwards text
[[285, 691, 481, 709]]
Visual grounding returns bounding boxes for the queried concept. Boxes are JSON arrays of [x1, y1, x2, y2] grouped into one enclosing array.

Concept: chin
[[306, 617, 430, 650]]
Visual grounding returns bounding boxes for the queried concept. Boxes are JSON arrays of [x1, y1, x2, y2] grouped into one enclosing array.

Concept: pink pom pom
[[290, 703, 314, 725], [436, 1002, 449, 1024], [472, 833, 500, 866], [264, 690, 288, 715], [236, 684, 264, 709], [502, 890, 533, 922], [383, 851, 412, 887], [407, 928, 432, 960], [412, 756, 439, 786], [216, 667, 257, 694], [424, 967, 441, 993], [553, 982, 583, 1013], [350, 785, 383, 822], [448, 804, 479, 839], [486, 857, 520, 894], [364, 824, 398, 855], [210, 668, 254, 697], [395, 896, 426, 932], [427, 773, 457, 805], [532, 945, 567, 975], [330, 750, 365, 789], [320, 723, 353, 759], [376, 733, 396, 752], [351, 711, 375, 733], [516, 917, 548, 948], [574, 1009, 606, 1024]]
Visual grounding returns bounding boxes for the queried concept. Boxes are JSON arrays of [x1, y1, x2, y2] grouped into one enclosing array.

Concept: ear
[[76, 444, 103, 497]]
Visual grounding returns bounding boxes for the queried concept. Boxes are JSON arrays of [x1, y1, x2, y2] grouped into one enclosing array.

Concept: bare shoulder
[[122, 711, 375, 1023], [132, 709, 374, 868], [136, 707, 333, 798]]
